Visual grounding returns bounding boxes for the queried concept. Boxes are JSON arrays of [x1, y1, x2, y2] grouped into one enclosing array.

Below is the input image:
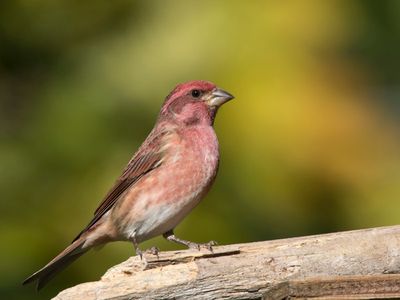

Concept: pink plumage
[[23, 80, 234, 289]]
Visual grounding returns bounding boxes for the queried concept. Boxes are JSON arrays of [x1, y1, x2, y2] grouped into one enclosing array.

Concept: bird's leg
[[163, 230, 217, 252], [131, 236, 143, 259]]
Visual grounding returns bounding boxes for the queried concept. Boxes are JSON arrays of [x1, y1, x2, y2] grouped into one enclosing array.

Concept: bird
[[23, 80, 234, 290]]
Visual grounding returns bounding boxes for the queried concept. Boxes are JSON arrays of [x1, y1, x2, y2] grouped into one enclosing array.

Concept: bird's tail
[[23, 237, 88, 290]]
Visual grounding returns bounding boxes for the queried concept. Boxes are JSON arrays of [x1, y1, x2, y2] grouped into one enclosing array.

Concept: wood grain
[[54, 225, 400, 299]]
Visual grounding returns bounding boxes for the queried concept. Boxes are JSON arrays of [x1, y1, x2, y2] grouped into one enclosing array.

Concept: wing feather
[[72, 130, 166, 242]]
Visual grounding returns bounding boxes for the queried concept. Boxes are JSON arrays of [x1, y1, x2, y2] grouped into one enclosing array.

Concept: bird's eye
[[191, 89, 201, 98]]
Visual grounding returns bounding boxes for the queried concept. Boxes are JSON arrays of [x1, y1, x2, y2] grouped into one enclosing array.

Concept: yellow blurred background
[[1, 0, 399, 299]]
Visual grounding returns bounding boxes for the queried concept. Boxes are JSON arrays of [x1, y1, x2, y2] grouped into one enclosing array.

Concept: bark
[[54, 225, 400, 299]]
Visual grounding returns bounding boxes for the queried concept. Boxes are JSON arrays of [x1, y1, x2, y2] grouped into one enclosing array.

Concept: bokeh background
[[1, 0, 400, 299]]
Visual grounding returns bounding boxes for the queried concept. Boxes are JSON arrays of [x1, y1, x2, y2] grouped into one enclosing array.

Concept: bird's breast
[[114, 125, 220, 241], [161, 125, 220, 202]]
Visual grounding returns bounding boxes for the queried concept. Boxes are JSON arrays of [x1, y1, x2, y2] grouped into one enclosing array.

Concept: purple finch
[[23, 80, 234, 289]]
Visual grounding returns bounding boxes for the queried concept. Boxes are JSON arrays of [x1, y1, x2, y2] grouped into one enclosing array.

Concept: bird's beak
[[207, 88, 234, 107]]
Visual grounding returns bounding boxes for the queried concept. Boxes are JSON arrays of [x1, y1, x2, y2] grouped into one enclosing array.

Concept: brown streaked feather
[[72, 130, 167, 242], [23, 237, 86, 290]]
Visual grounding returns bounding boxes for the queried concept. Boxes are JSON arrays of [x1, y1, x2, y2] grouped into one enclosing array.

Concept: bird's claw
[[204, 240, 218, 252], [145, 246, 160, 259], [188, 240, 217, 252]]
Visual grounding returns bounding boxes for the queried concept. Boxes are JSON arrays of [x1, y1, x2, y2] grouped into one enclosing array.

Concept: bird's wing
[[72, 130, 166, 242]]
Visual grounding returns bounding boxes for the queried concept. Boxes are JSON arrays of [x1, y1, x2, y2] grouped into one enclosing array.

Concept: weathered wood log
[[54, 225, 400, 299]]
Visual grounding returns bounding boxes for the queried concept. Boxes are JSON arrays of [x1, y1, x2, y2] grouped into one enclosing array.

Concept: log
[[54, 225, 400, 299]]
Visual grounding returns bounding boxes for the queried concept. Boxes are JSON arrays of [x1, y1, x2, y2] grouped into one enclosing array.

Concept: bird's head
[[159, 80, 234, 126]]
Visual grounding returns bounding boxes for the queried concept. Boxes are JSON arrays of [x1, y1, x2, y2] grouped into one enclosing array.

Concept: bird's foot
[[131, 237, 145, 260], [163, 230, 217, 253], [136, 247, 144, 260], [145, 246, 160, 259], [187, 240, 217, 252]]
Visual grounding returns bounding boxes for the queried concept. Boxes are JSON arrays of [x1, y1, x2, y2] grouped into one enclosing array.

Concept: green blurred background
[[1, 0, 400, 299]]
